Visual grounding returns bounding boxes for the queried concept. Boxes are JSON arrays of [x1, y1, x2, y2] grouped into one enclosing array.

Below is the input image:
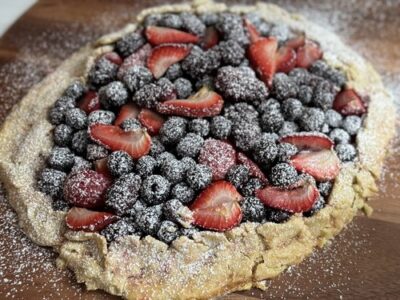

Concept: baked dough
[[0, 0, 395, 299]]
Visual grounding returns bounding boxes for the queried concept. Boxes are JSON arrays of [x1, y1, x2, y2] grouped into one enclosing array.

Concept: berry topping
[[86, 144, 108, 161], [171, 183, 195, 204], [342, 115, 362, 135], [114, 103, 140, 126], [78, 91, 100, 114], [237, 152, 268, 183], [120, 119, 142, 131], [335, 143, 357, 162], [132, 83, 163, 109], [181, 46, 221, 79], [240, 178, 263, 197], [66, 207, 118, 232], [145, 26, 199, 46], [280, 132, 334, 150], [71, 130, 89, 155], [65, 108, 87, 130], [163, 198, 194, 227], [160, 159, 186, 184], [135, 155, 157, 177], [296, 40, 323, 69], [136, 205, 163, 236], [138, 109, 165, 135], [88, 56, 118, 87]]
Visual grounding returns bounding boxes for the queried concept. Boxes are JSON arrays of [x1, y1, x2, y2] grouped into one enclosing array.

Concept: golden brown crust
[[0, 1, 395, 299]]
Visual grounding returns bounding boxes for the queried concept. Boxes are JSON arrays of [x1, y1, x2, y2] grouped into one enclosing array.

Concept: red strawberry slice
[[248, 37, 278, 87], [333, 89, 367, 116], [237, 152, 268, 184], [280, 132, 334, 151], [284, 35, 305, 49], [296, 40, 323, 69], [190, 181, 242, 231], [102, 52, 123, 65], [114, 103, 141, 126], [290, 149, 341, 181], [243, 19, 261, 43], [94, 157, 112, 178], [63, 169, 112, 208], [89, 124, 151, 159], [256, 177, 319, 213], [117, 43, 152, 79], [276, 46, 297, 73], [66, 207, 118, 232], [78, 91, 100, 114], [202, 26, 219, 49], [145, 26, 199, 46], [198, 139, 236, 180], [138, 108, 165, 135], [147, 44, 191, 79]]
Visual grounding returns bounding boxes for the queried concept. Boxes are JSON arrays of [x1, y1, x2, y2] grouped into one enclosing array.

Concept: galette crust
[[0, 1, 395, 299]]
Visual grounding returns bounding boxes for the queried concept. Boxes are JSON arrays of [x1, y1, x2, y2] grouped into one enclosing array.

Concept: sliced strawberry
[[114, 103, 141, 126], [296, 40, 323, 69], [290, 149, 340, 181], [237, 152, 268, 184], [333, 89, 367, 116], [63, 169, 112, 208], [145, 26, 199, 46], [248, 37, 278, 87], [156, 86, 223, 118], [138, 109, 165, 135], [117, 43, 152, 79], [243, 19, 261, 43], [66, 207, 118, 232], [276, 46, 297, 73], [280, 132, 334, 151], [202, 26, 219, 49], [94, 157, 112, 178], [198, 139, 236, 180], [284, 34, 305, 49], [190, 181, 242, 231], [102, 52, 123, 65], [256, 177, 319, 213], [89, 124, 151, 159], [147, 44, 191, 79], [78, 91, 100, 114]]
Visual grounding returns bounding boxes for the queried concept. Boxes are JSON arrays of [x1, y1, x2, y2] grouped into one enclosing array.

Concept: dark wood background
[[0, 1, 399, 299]]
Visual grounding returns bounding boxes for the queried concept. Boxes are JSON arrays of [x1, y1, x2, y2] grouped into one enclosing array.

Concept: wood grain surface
[[0, 1, 399, 299]]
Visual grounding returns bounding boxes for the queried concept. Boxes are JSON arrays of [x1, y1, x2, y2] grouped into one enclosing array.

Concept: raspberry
[[115, 32, 146, 58], [122, 65, 153, 93], [88, 110, 115, 125], [48, 147, 75, 171], [174, 77, 193, 99], [186, 164, 212, 191], [210, 116, 231, 140], [176, 133, 204, 158], [65, 108, 87, 130], [188, 118, 210, 137], [241, 196, 266, 222], [140, 175, 171, 205], [99, 81, 129, 109], [38, 168, 66, 198], [270, 163, 298, 187], [53, 124, 73, 147], [107, 151, 134, 177]]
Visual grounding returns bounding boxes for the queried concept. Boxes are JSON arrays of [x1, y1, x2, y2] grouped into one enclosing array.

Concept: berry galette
[[0, 0, 395, 299]]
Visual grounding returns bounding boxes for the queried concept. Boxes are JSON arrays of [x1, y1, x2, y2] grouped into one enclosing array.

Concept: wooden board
[[0, 0, 399, 299]]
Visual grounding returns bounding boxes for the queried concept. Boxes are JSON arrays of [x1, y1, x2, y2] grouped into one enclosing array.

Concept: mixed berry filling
[[38, 11, 367, 244]]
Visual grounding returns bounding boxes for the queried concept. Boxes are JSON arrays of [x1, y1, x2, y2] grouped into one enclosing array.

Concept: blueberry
[[241, 196, 266, 222], [325, 109, 343, 128], [240, 178, 263, 197], [140, 175, 171, 205], [63, 80, 86, 100], [186, 164, 212, 191], [180, 157, 197, 172], [174, 78, 193, 99], [158, 14, 183, 29], [342, 116, 362, 135], [289, 68, 312, 86], [101, 218, 140, 243], [65, 108, 87, 130], [188, 118, 210, 137], [297, 85, 313, 105], [226, 165, 250, 189], [115, 32, 146, 58], [312, 80, 335, 111], [135, 155, 157, 177], [53, 124, 73, 147], [122, 65, 153, 93], [99, 81, 129, 108], [107, 151, 134, 177], [310, 60, 346, 88], [210, 116, 231, 140], [86, 144, 108, 161], [170, 183, 195, 204], [159, 117, 187, 145], [144, 14, 162, 27], [48, 147, 74, 171], [176, 133, 204, 158], [72, 156, 92, 172], [270, 163, 298, 187], [160, 159, 185, 184], [88, 110, 115, 125], [269, 24, 289, 42], [335, 144, 357, 162], [299, 107, 325, 131], [224, 102, 259, 127], [88, 57, 118, 87], [329, 128, 351, 144], [157, 220, 180, 244], [37, 168, 66, 198], [126, 200, 147, 220], [256, 98, 281, 115], [49, 96, 75, 125], [199, 13, 219, 26], [156, 152, 176, 168], [136, 205, 163, 235]]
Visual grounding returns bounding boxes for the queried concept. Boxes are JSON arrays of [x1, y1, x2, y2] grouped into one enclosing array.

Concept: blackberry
[[86, 144, 108, 161], [48, 147, 74, 171], [289, 68, 311, 86], [136, 205, 163, 236], [88, 110, 115, 125], [107, 150, 134, 177], [335, 144, 357, 162], [269, 24, 289, 42], [215, 40, 245, 66], [176, 133, 204, 158], [135, 155, 157, 177], [297, 85, 313, 105], [149, 136, 165, 157], [210, 116, 231, 140], [161, 159, 185, 184], [265, 208, 291, 223], [226, 165, 250, 188], [115, 32, 146, 58], [270, 163, 298, 187], [215, 66, 268, 103], [241, 196, 266, 222], [174, 78, 193, 99], [238, 66, 256, 78], [144, 14, 162, 27], [65, 108, 87, 130], [195, 75, 215, 90], [156, 152, 176, 168], [63, 80, 86, 100], [312, 80, 335, 111], [157, 77, 176, 101], [120, 118, 142, 131], [252, 134, 278, 164], [140, 175, 171, 205], [310, 60, 346, 88], [342, 116, 362, 135], [158, 13, 183, 29], [171, 183, 195, 204], [318, 181, 333, 197], [181, 46, 221, 79], [329, 128, 351, 144], [188, 118, 209, 137], [199, 13, 219, 26], [232, 123, 261, 152], [273, 73, 299, 100], [72, 156, 92, 172], [224, 102, 259, 127], [159, 117, 187, 145], [303, 196, 325, 217], [180, 157, 196, 172], [186, 164, 212, 190], [281, 98, 303, 121], [88, 57, 118, 87], [278, 121, 299, 136], [99, 81, 129, 109], [101, 218, 140, 243], [37, 168, 66, 198], [49, 96, 75, 125], [165, 63, 183, 81], [325, 109, 343, 128], [256, 98, 281, 115], [180, 12, 206, 36], [127, 200, 147, 220], [122, 65, 153, 93], [240, 178, 263, 197], [132, 83, 162, 109], [106, 173, 142, 215], [216, 13, 249, 46], [53, 124, 73, 147], [157, 220, 180, 244], [260, 109, 284, 133], [299, 107, 325, 131], [51, 198, 69, 212], [181, 227, 199, 238], [276, 143, 298, 162]]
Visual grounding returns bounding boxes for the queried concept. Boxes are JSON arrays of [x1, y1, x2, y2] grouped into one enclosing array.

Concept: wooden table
[[0, 1, 399, 299]]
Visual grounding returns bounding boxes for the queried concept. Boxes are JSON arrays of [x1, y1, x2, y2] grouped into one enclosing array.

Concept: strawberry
[[237, 152, 268, 184], [280, 132, 334, 151], [78, 91, 100, 114], [284, 35, 305, 49], [89, 124, 151, 159], [66, 207, 118, 232], [156, 86, 224, 118], [94, 157, 112, 178], [63, 169, 112, 208], [190, 181, 242, 231], [147, 44, 191, 79], [290, 149, 341, 181], [114, 103, 141, 126], [276, 46, 297, 73], [145, 26, 199, 46], [117, 43, 152, 79], [198, 139, 236, 180], [248, 37, 278, 87], [256, 177, 319, 213], [243, 19, 261, 43], [296, 40, 323, 69], [333, 89, 367, 116], [138, 108, 165, 135], [202, 26, 219, 49], [102, 51, 123, 65]]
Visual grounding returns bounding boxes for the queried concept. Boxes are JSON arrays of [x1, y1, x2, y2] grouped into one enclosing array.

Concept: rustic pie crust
[[0, 0, 395, 299]]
